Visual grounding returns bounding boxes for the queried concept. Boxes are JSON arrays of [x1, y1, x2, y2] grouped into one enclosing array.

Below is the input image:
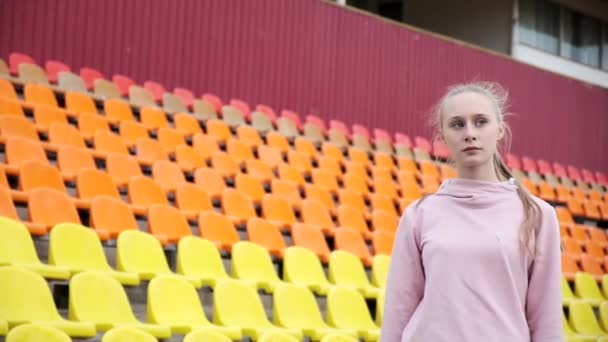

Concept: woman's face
[[439, 91, 504, 169]]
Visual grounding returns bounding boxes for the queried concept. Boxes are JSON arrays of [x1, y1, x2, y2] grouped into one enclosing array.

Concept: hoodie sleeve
[[380, 204, 425, 342], [526, 203, 563, 341]]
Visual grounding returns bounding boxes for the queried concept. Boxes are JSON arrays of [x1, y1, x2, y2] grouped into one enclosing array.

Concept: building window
[[561, 7, 601, 68], [519, 0, 560, 54], [519, 0, 608, 71]]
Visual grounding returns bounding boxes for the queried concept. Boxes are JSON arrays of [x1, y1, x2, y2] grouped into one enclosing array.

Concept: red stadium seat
[[44, 60, 70, 83], [9, 52, 35, 74], [112, 74, 135, 97], [79, 67, 105, 90], [174, 88, 195, 108], [143, 81, 166, 103]]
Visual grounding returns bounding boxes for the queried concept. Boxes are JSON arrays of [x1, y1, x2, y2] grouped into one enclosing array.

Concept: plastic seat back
[[79, 67, 105, 90], [119, 121, 149, 146], [20, 161, 65, 192], [65, 91, 97, 114], [198, 212, 240, 250], [77, 168, 120, 200], [329, 250, 373, 289], [117, 230, 172, 276], [174, 113, 202, 136], [574, 272, 605, 302], [569, 301, 605, 336], [128, 176, 168, 207], [283, 246, 330, 287], [34, 106, 68, 130], [29, 188, 80, 227], [326, 287, 378, 330], [291, 224, 332, 262], [90, 196, 138, 238], [372, 230, 395, 256], [246, 217, 287, 257], [334, 227, 372, 265], [194, 168, 226, 199], [206, 119, 231, 142], [231, 241, 281, 284], [175, 145, 206, 172], [78, 113, 110, 139], [235, 173, 265, 203], [0, 115, 38, 140], [175, 183, 213, 216], [136, 138, 168, 164], [273, 284, 329, 330], [0, 217, 45, 266], [152, 160, 186, 192], [245, 159, 274, 182], [372, 210, 398, 233], [301, 199, 334, 231], [6, 137, 47, 166], [104, 99, 135, 123], [49, 223, 113, 272], [57, 72, 87, 92], [222, 188, 257, 221], [49, 123, 86, 149], [94, 131, 129, 155], [6, 323, 71, 342], [262, 194, 297, 226], [371, 255, 390, 288], [106, 154, 143, 185], [102, 327, 158, 342], [148, 204, 192, 243], [177, 236, 229, 284], [236, 125, 263, 147], [148, 275, 209, 327], [213, 280, 273, 329]]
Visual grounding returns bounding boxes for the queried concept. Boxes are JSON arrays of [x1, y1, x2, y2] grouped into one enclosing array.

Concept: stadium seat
[[140, 107, 169, 130], [173, 88, 194, 107], [271, 179, 302, 208], [198, 211, 240, 251], [106, 154, 143, 187], [212, 280, 302, 340], [222, 188, 257, 223], [76, 168, 120, 204], [291, 223, 332, 263], [28, 187, 80, 230], [562, 254, 579, 281], [246, 159, 274, 182], [303, 123, 325, 144], [194, 168, 226, 199], [247, 217, 287, 258], [326, 287, 380, 341], [341, 175, 369, 196], [261, 194, 297, 230], [49, 123, 86, 149], [102, 327, 158, 342], [116, 230, 201, 286], [569, 225, 589, 245], [373, 178, 398, 199], [136, 140, 169, 171], [227, 138, 255, 164], [318, 156, 342, 176], [0, 115, 39, 140], [327, 129, 348, 148], [301, 198, 335, 235], [371, 255, 390, 288], [255, 104, 277, 123], [312, 169, 340, 193], [372, 230, 395, 256], [583, 241, 605, 263], [8, 52, 35, 74], [334, 227, 373, 266], [175, 183, 214, 220], [347, 148, 370, 168], [0, 217, 70, 279], [283, 246, 332, 295], [105, 99, 135, 123], [266, 131, 291, 153], [568, 302, 606, 339], [588, 227, 608, 248], [174, 113, 202, 136], [162, 93, 187, 113], [337, 205, 371, 238], [234, 173, 265, 204], [69, 272, 171, 338], [370, 166, 392, 182], [0, 188, 21, 224], [147, 204, 193, 244], [176, 236, 231, 287], [129, 86, 156, 107], [580, 254, 605, 282], [147, 276, 242, 338], [273, 284, 358, 340], [48, 223, 139, 285], [376, 291, 384, 327], [222, 105, 246, 126], [152, 160, 186, 192], [128, 176, 169, 211], [370, 194, 398, 217], [329, 250, 379, 298], [250, 111, 274, 132], [278, 163, 307, 186], [175, 145, 206, 172], [34, 106, 68, 131], [231, 241, 284, 293], [562, 276, 576, 307], [94, 131, 130, 156], [574, 272, 605, 307], [0, 99, 24, 118], [24, 84, 55, 106], [19, 161, 65, 193], [322, 143, 344, 163], [112, 75, 134, 97], [90, 195, 139, 239], [210, 152, 240, 179], [78, 113, 110, 140], [562, 237, 584, 261], [258, 145, 284, 168], [206, 119, 232, 142], [0, 79, 18, 100], [202, 93, 224, 113], [0, 267, 96, 337], [154, 127, 184, 154], [5, 323, 71, 342], [65, 91, 96, 115], [79, 67, 104, 90], [277, 116, 300, 139], [18, 64, 49, 84], [295, 137, 318, 158], [119, 121, 149, 146], [372, 210, 398, 233], [57, 72, 87, 92]]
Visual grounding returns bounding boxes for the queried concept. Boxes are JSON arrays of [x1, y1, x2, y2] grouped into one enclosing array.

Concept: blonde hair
[[423, 81, 542, 258]]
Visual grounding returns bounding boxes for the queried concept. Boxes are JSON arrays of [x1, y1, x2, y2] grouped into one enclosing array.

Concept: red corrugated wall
[[1, 0, 606, 171]]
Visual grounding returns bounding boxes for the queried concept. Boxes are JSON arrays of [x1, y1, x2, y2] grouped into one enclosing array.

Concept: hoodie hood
[[434, 177, 518, 208]]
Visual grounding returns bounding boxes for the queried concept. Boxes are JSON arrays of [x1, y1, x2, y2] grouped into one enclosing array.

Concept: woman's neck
[[456, 162, 501, 183]]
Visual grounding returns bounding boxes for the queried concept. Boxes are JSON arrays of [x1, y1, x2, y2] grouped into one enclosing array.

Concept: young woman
[[380, 82, 563, 341]]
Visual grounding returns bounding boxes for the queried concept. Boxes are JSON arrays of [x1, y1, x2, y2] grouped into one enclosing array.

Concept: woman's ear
[[497, 123, 505, 140]]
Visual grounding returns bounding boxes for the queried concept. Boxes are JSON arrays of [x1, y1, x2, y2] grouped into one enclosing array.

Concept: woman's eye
[[475, 119, 488, 126], [451, 121, 464, 128]]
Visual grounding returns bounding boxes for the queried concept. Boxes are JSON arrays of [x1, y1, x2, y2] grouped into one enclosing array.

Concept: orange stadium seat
[[301, 199, 335, 236], [235, 173, 265, 204], [106, 154, 143, 187], [175, 182, 214, 221], [28, 187, 80, 230], [266, 131, 291, 153], [147, 204, 192, 245], [569, 225, 590, 245], [104, 98, 135, 123], [174, 113, 202, 136], [0, 188, 23, 224], [0, 115, 39, 140], [370, 166, 393, 181], [33, 106, 68, 132], [78, 112, 110, 140], [128, 176, 169, 213], [337, 205, 371, 238], [246, 217, 287, 258], [206, 119, 231, 142], [175, 144, 206, 173], [0, 79, 19, 100], [567, 199, 585, 217], [140, 106, 169, 130], [369, 194, 398, 217], [584, 241, 605, 263], [261, 194, 297, 230], [192, 133, 221, 160], [136, 137, 169, 165], [194, 168, 226, 200], [157, 127, 185, 153], [348, 147, 370, 167], [65, 91, 97, 115], [222, 188, 257, 224], [210, 152, 240, 179], [0, 98, 24, 117], [258, 145, 284, 168], [580, 254, 604, 282], [49, 123, 86, 149], [304, 184, 335, 213], [24, 84, 57, 107], [342, 174, 369, 196], [226, 138, 255, 164], [90, 195, 138, 240], [562, 237, 583, 261], [556, 207, 575, 227], [245, 159, 274, 183], [5, 136, 47, 168], [152, 160, 186, 193], [76, 168, 120, 201], [291, 223, 332, 263], [338, 189, 367, 214], [236, 125, 263, 148], [334, 227, 373, 266], [270, 179, 302, 209], [94, 131, 129, 156], [322, 143, 344, 163], [317, 156, 342, 176], [372, 210, 399, 233], [278, 163, 306, 187], [374, 152, 394, 170], [344, 161, 369, 179], [311, 169, 339, 193], [19, 161, 65, 193], [373, 178, 399, 199], [198, 211, 239, 251], [119, 121, 149, 147], [588, 227, 608, 248], [583, 201, 602, 221], [288, 151, 314, 175], [294, 137, 317, 159], [372, 230, 395, 256]]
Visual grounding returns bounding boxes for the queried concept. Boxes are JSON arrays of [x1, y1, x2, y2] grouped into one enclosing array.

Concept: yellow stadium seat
[[6, 323, 71, 342], [184, 330, 232, 342], [116, 230, 202, 287], [147, 276, 242, 339], [283, 246, 332, 295], [0, 318, 6, 336], [371, 255, 390, 288], [376, 291, 384, 326], [574, 272, 605, 307], [568, 302, 606, 339], [231, 241, 284, 293], [0, 217, 70, 280], [562, 276, 576, 306], [258, 331, 300, 342], [600, 302, 608, 334], [321, 333, 360, 342], [0, 267, 96, 337], [273, 284, 358, 340], [101, 327, 158, 342], [326, 287, 380, 341], [48, 223, 140, 286], [329, 251, 379, 298], [69, 272, 171, 338], [212, 280, 302, 341], [176, 236, 231, 287]]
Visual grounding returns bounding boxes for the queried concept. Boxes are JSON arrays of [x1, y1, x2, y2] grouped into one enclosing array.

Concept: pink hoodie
[[380, 178, 563, 342]]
